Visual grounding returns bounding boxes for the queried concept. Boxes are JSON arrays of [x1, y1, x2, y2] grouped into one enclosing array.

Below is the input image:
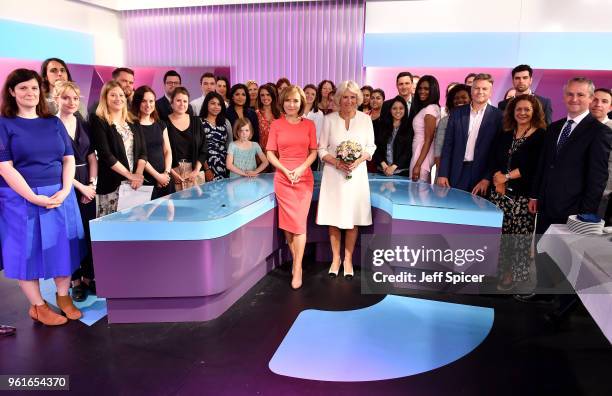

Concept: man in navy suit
[[156, 70, 194, 121], [517, 78, 612, 305], [437, 73, 503, 195], [529, 78, 611, 234], [498, 64, 553, 125]]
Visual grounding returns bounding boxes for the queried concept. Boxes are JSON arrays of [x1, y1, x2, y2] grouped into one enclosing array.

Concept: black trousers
[[72, 196, 96, 281], [534, 211, 573, 293], [605, 193, 612, 226]]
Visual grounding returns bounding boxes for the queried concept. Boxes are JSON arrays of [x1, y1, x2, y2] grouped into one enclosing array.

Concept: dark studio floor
[[1, 259, 611, 396]]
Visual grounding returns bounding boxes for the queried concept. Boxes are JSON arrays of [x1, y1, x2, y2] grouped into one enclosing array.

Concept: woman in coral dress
[[266, 85, 318, 290]]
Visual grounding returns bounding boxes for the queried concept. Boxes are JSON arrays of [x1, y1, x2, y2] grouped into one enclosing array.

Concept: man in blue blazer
[[498, 64, 553, 125], [437, 73, 503, 194]]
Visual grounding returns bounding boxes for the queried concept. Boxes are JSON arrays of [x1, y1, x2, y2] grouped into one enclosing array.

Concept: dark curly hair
[[502, 93, 547, 132]]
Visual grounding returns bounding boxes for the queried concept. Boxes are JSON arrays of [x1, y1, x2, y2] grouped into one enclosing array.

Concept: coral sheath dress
[[267, 117, 317, 234]]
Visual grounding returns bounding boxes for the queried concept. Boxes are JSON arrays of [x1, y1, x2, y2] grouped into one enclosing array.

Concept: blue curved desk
[[90, 173, 502, 323]]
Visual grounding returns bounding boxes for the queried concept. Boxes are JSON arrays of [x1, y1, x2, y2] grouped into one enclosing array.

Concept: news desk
[[90, 173, 503, 323]]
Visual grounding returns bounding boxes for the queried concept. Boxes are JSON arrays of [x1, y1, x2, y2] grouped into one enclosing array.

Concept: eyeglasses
[[165, 81, 181, 86]]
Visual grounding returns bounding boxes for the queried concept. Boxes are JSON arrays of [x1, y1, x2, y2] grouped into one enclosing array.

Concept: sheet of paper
[[117, 184, 154, 211]]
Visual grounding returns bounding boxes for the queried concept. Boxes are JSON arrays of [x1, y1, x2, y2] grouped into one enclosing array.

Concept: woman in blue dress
[[0, 69, 85, 326]]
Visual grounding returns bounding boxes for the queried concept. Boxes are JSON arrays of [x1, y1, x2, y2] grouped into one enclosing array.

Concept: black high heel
[[328, 262, 341, 278], [343, 262, 354, 280]]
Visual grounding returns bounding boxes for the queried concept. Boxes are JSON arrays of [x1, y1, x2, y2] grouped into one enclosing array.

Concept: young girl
[[226, 119, 269, 178]]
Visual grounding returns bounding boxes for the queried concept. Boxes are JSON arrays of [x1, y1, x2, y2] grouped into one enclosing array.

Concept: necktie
[[557, 119, 574, 150]]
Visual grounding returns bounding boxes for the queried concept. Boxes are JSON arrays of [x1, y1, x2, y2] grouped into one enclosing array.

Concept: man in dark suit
[[381, 71, 413, 119], [156, 70, 194, 122], [517, 78, 612, 304], [529, 78, 611, 234], [498, 64, 553, 125], [437, 73, 503, 194]]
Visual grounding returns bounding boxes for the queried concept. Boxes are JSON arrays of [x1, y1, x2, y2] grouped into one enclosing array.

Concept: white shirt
[[557, 110, 590, 144], [304, 109, 325, 142], [464, 103, 487, 161], [190, 95, 206, 116]]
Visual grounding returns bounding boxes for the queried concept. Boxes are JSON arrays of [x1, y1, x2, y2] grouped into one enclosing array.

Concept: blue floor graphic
[[39, 278, 108, 326], [269, 295, 494, 382]]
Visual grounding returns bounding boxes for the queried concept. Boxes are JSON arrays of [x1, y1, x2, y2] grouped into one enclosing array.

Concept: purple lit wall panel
[[121, 1, 365, 86]]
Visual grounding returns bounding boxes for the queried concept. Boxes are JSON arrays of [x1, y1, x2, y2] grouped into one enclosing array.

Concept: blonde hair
[[245, 80, 258, 88], [334, 80, 364, 107], [232, 118, 254, 141], [95, 80, 132, 125], [473, 73, 494, 85], [279, 85, 306, 117], [53, 80, 81, 99]]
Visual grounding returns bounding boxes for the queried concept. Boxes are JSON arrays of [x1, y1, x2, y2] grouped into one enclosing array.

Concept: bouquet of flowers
[[335, 140, 362, 179]]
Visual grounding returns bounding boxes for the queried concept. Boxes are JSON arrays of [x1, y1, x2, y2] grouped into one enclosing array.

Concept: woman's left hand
[[493, 171, 507, 187], [49, 188, 70, 205], [348, 157, 364, 171], [292, 166, 305, 183], [495, 183, 506, 195], [411, 163, 422, 181], [130, 175, 144, 190]]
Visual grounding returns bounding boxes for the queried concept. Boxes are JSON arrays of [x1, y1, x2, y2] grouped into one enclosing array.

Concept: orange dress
[[267, 117, 317, 234]]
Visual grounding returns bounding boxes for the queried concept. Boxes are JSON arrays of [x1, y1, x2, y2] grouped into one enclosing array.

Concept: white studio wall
[[1, 0, 123, 66], [364, 0, 612, 70]]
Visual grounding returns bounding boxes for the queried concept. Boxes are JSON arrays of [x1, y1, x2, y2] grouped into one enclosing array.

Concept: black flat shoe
[[513, 293, 554, 304], [0, 325, 16, 337], [71, 284, 88, 302], [86, 280, 97, 296]]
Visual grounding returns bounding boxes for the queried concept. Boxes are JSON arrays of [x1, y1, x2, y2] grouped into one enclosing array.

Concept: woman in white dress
[[316, 81, 376, 279]]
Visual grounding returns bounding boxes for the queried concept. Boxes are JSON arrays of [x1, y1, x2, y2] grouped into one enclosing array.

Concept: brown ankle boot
[[56, 294, 82, 320], [29, 303, 68, 326]]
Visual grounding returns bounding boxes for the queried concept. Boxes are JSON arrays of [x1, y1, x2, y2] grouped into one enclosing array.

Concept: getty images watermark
[[360, 233, 610, 295], [360, 234, 502, 294]]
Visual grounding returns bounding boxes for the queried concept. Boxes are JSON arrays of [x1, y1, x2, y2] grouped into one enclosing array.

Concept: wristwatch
[[504, 173, 511, 181], [89, 177, 98, 187]]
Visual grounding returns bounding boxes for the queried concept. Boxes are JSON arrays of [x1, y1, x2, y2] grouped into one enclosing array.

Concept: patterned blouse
[[202, 119, 229, 180]]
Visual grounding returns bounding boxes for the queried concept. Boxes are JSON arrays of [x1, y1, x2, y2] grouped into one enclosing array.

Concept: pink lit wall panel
[[0, 58, 229, 111], [365, 67, 612, 122]]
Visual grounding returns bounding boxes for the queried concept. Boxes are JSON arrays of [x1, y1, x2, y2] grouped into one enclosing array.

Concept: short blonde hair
[[279, 85, 306, 117], [53, 80, 81, 99], [95, 80, 132, 125], [245, 80, 258, 88], [334, 80, 363, 107], [473, 73, 494, 85]]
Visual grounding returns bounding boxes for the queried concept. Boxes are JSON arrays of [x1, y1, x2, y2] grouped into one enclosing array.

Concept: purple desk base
[[105, 253, 280, 323], [93, 209, 282, 324]]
